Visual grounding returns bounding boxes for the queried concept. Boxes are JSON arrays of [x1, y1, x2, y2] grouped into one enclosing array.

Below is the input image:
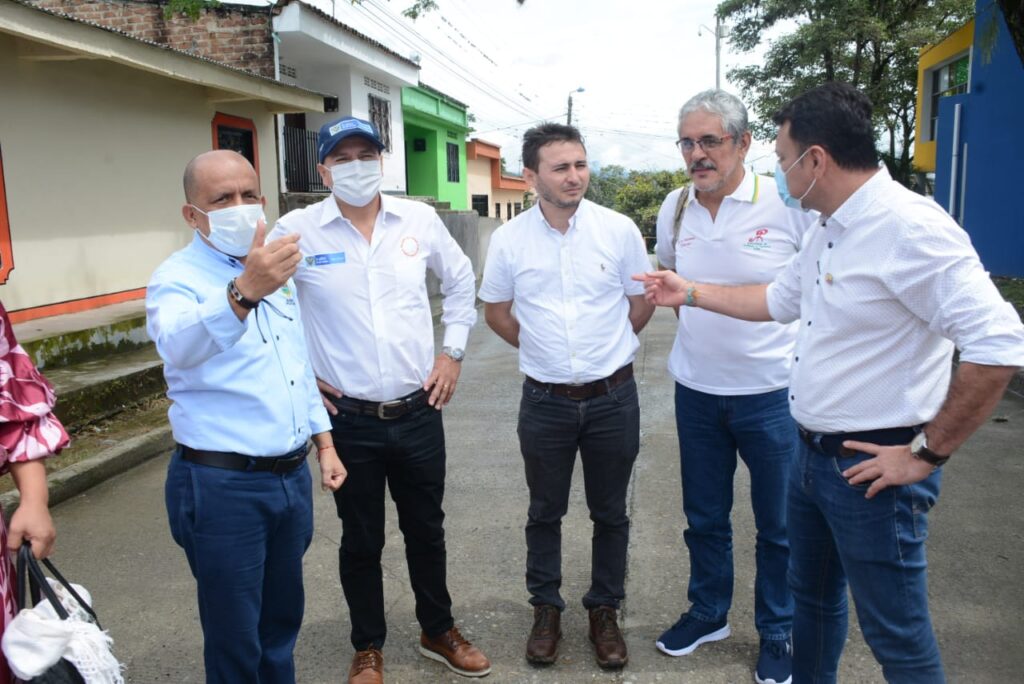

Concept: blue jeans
[[165, 449, 313, 684], [674, 383, 795, 640], [788, 439, 944, 683], [518, 377, 640, 611]]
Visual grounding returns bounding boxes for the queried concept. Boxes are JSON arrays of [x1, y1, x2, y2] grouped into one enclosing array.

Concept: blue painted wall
[[934, 2, 1024, 276]]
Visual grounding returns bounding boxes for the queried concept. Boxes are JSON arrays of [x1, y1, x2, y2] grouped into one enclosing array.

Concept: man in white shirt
[[652, 90, 811, 684], [637, 82, 1024, 684], [479, 123, 654, 670], [270, 117, 489, 684]]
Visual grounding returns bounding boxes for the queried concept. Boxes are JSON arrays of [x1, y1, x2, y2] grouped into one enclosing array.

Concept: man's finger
[[265, 232, 302, 253], [251, 218, 267, 249], [865, 477, 888, 499], [842, 440, 880, 454], [317, 378, 343, 398], [321, 393, 338, 416]]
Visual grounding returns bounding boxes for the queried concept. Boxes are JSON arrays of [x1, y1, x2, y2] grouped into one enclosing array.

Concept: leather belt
[[525, 363, 634, 401], [331, 389, 429, 420], [797, 425, 922, 458], [179, 444, 309, 473]]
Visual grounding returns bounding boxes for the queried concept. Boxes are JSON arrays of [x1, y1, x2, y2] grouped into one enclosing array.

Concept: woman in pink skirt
[[0, 302, 69, 682]]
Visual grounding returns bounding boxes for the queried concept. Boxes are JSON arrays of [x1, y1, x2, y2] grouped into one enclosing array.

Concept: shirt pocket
[[392, 257, 426, 307]]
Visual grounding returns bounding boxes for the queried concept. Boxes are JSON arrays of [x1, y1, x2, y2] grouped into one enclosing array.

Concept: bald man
[[147, 151, 346, 683]]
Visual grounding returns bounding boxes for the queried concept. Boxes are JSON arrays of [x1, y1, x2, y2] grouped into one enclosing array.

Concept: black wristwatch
[[909, 431, 950, 468], [227, 278, 260, 310]]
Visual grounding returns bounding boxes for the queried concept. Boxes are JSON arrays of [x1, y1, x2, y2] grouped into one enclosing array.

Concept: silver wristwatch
[[441, 346, 465, 362], [909, 431, 950, 468]]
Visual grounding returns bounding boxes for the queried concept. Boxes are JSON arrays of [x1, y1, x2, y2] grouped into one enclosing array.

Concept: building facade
[[402, 84, 469, 210], [466, 139, 530, 223]]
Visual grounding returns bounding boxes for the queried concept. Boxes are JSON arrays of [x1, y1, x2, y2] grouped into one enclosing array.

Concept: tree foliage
[[717, 0, 974, 185], [163, 0, 219, 20], [586, 166, 689, 247]]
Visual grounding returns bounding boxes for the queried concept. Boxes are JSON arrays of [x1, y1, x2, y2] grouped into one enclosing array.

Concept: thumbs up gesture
[[235, 219, 302, 301]]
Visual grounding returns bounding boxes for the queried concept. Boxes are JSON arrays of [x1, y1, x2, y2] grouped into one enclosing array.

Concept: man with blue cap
[[271, 117, 487, 684]]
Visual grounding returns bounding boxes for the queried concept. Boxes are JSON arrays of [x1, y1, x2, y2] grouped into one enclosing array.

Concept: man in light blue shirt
[[147, 150, 346, 684]]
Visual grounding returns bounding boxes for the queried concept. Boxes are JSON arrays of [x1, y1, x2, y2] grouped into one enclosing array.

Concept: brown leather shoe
[[589, 606, 628, 669], [348, 648, 384, 684], [526, 604, 562, 664], [419, 626, 491, 677]]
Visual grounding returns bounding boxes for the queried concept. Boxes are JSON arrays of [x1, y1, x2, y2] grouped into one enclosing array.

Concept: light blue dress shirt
[[146, 233, 330, 456]]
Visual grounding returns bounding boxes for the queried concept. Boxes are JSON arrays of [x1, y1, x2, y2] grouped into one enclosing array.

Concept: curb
[[1, 426, 173, 515]]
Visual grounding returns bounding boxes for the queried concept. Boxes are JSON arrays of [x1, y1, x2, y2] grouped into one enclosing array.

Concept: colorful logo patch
[[303, 252, 346, 266], [743, 228, 772, 251]]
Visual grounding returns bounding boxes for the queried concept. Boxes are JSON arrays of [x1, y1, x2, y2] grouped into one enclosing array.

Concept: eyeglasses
[[675, 134, 734, 154]]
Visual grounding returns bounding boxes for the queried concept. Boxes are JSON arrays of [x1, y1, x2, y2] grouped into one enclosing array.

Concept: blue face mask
[[775, 148, 815, 211]]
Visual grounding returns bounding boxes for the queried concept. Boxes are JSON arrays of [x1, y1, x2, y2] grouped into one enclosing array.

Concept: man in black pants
[[480, 123, 654, 669], [270, 117, 488, 684]]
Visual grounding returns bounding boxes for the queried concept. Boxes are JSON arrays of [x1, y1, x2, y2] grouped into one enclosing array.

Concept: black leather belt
[[180, 444, 309, 473], [525, 363, 634, 401], [797, 425, 922, 458], [331, 389, 429, 420]]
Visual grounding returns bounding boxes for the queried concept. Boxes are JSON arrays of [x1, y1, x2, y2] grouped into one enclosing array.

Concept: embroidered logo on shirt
[[400, 237, 419, 257], [677, 236, 696, 250], [279, 284, 297, 305], [303, 252, 346, 267], [742, 228, 772, 251]]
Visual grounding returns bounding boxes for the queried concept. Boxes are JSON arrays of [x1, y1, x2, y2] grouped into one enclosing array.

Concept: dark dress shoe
[[588, 605, 628, 669], [526, 605, 562, 664]]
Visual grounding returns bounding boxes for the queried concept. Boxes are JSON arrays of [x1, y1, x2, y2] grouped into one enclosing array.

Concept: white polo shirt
[[270, 194, 477, 402], [479, 199, 651, 384], [654, 171, 812, 395], [766, 167, 1024, 432]]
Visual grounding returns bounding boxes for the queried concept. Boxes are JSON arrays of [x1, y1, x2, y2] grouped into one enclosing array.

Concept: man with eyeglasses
[[639, 82, 1024, 684], [652, 89, 813, 684]]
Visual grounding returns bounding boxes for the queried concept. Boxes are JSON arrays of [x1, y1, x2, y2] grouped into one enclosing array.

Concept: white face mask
[[330, 160, 383, 207], [192, 203, 265, 257]]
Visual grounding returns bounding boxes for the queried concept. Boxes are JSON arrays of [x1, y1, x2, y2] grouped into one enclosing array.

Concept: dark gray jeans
[[517, 377, 640, 611]]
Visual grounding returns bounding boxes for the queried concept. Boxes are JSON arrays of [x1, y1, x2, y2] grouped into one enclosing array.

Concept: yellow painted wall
[[915, 20, 974, 172], [467, 159, 491, 207], [0, 33, 281, 311]]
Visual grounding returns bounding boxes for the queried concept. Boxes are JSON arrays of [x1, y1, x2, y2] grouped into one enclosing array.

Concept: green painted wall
[[401, 87, 468, 209]]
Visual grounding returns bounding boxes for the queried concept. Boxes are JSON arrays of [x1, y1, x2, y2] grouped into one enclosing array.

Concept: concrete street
[[49, 307, 1024, 683]]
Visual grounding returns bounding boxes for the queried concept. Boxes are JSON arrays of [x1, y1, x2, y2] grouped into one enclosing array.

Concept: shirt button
[[828, 242, 833, 248], [290, 380, 295, 386], [807, 321, 812, 326], [795, 356, 799, 362], [790, 395, 795, 400]]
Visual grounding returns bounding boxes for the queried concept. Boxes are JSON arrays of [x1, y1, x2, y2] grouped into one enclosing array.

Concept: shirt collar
[[537, 198, 587, 233], [188, 231, 243, 270], [828, 165, 889, 230], [318, 193, 403, 228]]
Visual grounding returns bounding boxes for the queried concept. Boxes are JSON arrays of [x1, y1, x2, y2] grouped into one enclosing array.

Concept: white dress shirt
[[478, 199, 651, 383], [147, 234, 330, 456], [654, 172, 812, 395], [270, 194, 477, 402], [766, 167, 1024, 432]]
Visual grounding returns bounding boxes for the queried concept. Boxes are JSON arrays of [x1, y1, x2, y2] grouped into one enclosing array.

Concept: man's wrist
[[909, 430, 950, 467], [441, 346, 465, 362]]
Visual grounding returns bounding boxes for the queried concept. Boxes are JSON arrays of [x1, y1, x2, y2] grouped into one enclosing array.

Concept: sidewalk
[[46, 308, 1024, 682]]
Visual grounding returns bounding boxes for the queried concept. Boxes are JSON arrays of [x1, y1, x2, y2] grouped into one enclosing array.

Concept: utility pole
[[566, 87, 584, 126], [699, 17, 729, 90]]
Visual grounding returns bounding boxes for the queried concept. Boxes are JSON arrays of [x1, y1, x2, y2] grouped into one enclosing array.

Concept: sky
[[276, 0, 788, 174]]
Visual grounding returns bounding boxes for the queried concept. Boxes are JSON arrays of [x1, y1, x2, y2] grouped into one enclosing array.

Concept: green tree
[[613, 169, 689, 246], [718, 0, 974, 185], [585, 164, 629, 209]]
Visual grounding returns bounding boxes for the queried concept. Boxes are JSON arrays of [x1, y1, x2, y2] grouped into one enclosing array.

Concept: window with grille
[[928, 54, 969, 141], [495, 202, 501, 219], [471, 194, 489, 217], [368, 95, 392, 152], [446, 143, 460, 183]]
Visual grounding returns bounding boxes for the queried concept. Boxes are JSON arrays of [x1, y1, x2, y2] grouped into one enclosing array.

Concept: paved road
[[49, 308, 1024, 683]]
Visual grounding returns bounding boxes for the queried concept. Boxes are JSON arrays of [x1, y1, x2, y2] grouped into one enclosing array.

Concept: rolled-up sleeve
[[427, 216, 477, 350]]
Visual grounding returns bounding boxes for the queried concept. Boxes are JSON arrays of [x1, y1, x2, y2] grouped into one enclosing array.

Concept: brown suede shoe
[[419, 626, 492, 677], [588, 606, 628, 669], [526, 605, 562, 664], [348, 648, 384, 684]]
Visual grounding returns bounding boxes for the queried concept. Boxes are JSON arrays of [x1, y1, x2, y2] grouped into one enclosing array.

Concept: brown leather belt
[[330, 389, 429, 420], [179, 444, 309, 473], [525, 363, 634, 401]]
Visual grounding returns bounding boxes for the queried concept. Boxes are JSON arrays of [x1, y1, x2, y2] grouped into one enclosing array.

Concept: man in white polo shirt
[[638, 82, 1024, 684], [479, 122, 654, 670], [270, 116, 489, 684], [652, 90, 812, 684]]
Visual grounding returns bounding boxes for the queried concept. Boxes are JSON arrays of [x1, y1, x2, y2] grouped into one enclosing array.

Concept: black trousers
[[330, 404, 454, 650]]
